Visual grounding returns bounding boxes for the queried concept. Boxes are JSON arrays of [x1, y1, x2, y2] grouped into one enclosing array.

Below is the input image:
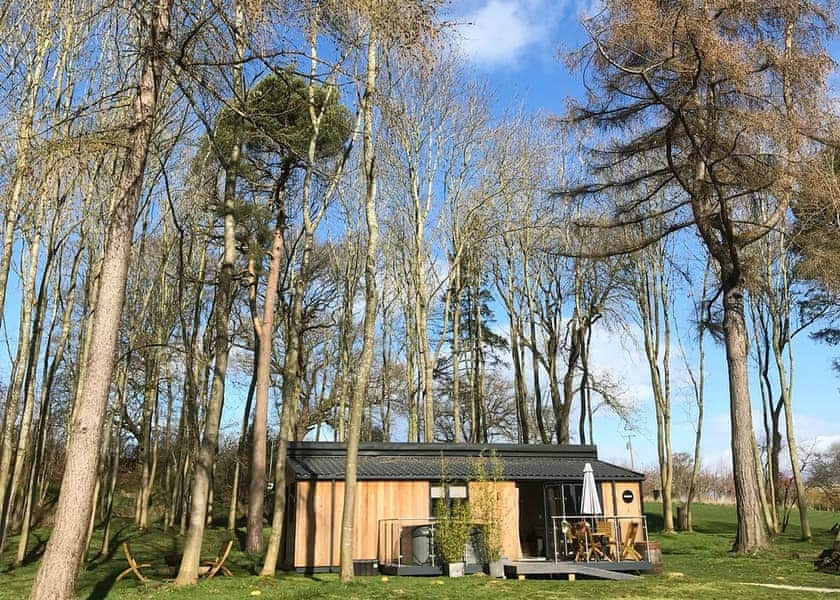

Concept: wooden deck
[[380, 559, 649, 579], [380, 563, 485, 576], [504, 560, 648, 580]]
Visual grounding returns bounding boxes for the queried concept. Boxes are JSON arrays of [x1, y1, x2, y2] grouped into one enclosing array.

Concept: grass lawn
[[1, 503, 837, 599]]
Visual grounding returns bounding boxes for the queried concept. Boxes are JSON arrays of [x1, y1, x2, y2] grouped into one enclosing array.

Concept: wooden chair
[[200, 539, 234, 578], [620, 521, 642, 561], [116, 543, 151, 582], [583, 523, 608, 561], [595, 520, 617, 560], [572, 523, 589, 562], [571, 521, 607, 562]]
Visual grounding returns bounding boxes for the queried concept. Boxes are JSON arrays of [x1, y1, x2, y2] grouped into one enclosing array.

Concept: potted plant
[[434, 495, 472, 577], [472, 451, 505, 578]]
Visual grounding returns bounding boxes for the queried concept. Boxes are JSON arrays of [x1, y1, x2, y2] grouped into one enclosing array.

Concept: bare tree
[[29, 0, 173, 595], [175, 0, 246, 583], [565, 0, 835, 553], [339, 20, 380, 583], [259, 10, 356, 572], [676, 259, 711, 532], [623, 233, 676, 532], [748, 212, 814, 539]]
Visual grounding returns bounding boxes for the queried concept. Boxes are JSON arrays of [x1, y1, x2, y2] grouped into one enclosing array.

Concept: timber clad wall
[[601, 481, 616, 516], [290, 480, 523, 567], [292, 480, 429, 568], [289, 478, 643, 567], [468, 481, 520, 561], [602, 480, 644, 542]]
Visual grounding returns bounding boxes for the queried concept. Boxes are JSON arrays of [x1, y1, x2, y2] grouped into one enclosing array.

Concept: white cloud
[[450, 0, 600, 67], [812, 434, 840, 452], [456, 1, 538, 66], [451, 0, 584, 67]]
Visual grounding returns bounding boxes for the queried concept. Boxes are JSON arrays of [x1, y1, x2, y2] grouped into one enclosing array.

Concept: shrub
[[471, 451, 504, 562], [434, 496, 473, 564]]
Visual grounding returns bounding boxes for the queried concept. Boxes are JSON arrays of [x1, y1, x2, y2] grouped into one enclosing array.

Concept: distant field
[[1, 502, 837, 599]]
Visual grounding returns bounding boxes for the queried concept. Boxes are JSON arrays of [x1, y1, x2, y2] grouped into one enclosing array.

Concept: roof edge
[[287, 441, 599, 459]]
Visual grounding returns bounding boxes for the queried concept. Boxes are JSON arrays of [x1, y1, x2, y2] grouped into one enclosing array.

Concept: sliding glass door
[[544, 482, 585, 559]]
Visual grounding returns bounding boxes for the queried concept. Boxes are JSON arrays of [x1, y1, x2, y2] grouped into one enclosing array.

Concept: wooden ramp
[[504, 560, 644, 581]]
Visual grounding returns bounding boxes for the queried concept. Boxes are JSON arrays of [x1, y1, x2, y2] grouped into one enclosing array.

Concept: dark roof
[[286, 442, 644, 482]]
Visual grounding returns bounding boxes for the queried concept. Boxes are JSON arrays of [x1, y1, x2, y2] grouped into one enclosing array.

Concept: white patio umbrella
[[580, 463, 603, 515]]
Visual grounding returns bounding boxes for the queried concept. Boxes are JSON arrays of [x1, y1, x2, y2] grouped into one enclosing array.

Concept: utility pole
[[623, 433, 636, 470]]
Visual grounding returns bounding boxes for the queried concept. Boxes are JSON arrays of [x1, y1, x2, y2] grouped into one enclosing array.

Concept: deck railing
[[378, 514, 650, 568], [550, 514, 650, 564], [377, 517, 485, 568]]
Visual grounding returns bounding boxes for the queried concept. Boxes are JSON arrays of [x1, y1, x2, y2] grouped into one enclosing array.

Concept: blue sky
[[1, 0, 837, 478], [445, 0, 840, 469]]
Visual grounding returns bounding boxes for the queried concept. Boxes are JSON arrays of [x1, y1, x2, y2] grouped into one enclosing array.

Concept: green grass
[[1, 503, 837, 599]]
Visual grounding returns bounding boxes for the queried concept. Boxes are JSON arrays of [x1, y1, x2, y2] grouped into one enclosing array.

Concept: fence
[[378, 517, 485, 567]]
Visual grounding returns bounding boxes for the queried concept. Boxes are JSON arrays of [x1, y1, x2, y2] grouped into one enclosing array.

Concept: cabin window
[[545, 482, 597, 519], [430, 482, 468, 513]]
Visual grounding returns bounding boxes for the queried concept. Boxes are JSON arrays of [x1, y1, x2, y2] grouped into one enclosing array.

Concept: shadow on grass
[[233, 527, 246, 552], [646, 510, 664, 532], [85, 571, 118, 600], [19, 533, 47, 566], [86, 523, 135, 568], [691, 521, 738, 536]]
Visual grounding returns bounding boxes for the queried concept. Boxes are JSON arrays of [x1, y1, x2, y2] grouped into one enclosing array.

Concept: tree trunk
[[578, 333, 588, 445], [525, 283, 548, 444], [247, 172, 289, 554], [723, 278, 768, 554], [0, 202, 46, 556], [261, 158, 324, 572], [175, 262, 233, 583], [175, 110, 240, 592], [558, 324, 579, 446], [175, 181, 237, 585], [771, 307, 810, 539], [778, 370, 810, 540], [340, 31, 378, 583], [7, 224, 57, 546], [752, 300, 782, 529], [451, 265, 463, 443], [404, 302, 419, 442], [418, 298, 435, 442], [175, 0, 244, 579], [259, 264, 308, 573], [228, 335, 256, 531], [98, 367, 128, 560], [775, 17, 810, 542], [0, 1, 49, 333], [18, 247, 81, 562], [684, 274, 706, 533], [752, 429, 777, 536], [27, 2, 171, 596], [335, 255, 358, 442], [498, 254, 529, 444], [137, 350, 160, 530], [685, 386, 703, 532]]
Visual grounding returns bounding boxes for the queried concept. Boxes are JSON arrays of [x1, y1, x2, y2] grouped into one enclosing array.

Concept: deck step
[[503, 561, 644, 580]]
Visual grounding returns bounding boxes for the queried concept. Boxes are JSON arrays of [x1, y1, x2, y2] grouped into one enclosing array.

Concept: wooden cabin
[[281, 442, 649, 576]]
